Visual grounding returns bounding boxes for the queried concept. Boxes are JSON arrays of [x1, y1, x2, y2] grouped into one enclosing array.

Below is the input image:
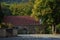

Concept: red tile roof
[[3, 16, 40, 26]]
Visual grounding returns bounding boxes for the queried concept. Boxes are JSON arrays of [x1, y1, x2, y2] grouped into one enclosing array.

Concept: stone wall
[[0, 29, 17, 37], [13, 29, 17, 36], [0, 29, 6, 37]]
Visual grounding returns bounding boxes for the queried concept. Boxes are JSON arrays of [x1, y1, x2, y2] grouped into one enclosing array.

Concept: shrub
[[45, 26, 52, 34], [56, 24, 60, 34]]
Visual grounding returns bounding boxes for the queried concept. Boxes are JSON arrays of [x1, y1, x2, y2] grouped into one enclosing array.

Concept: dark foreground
[[0, 37, 60, 40]]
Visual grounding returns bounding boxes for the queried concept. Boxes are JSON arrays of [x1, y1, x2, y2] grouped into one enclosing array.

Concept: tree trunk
[[54, 24, 56, 34], [52, 24, 56, 34]]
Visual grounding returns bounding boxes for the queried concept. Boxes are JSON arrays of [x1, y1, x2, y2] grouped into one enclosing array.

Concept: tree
[[31, 0, 53, 20], [0, 2, 12, 23], [9, 2, 33, 16], [29, 0, 35, 3], [31, 0, 60, 34], [0, 3, 4, 23], [1, 2, 12, 16]]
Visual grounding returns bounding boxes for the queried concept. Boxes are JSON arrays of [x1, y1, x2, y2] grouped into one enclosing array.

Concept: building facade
[[2, 16, 45, 35]]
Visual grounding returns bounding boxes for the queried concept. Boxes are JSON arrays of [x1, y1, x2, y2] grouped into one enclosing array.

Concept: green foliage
[[0, 22, 14, 28], [0, 23, 8, 28], [56, 24, 60, 28], [29, 0, 35, 3], [31, 0, 60, 34], [1, 1, 34, 16], [34, 26, 40, 33], [9, 2, 33, 16], [31, 0, 52, 20], [1, 2, 12, 16], [45, 26, 52, 34], [18, 28, 27, 34], [32, 0, 60, 25], [56, 24, 60, 33]]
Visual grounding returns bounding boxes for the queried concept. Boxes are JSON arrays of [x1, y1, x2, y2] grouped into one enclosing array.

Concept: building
[[0, 16, 45, 37], [3, 16, 44, 34]]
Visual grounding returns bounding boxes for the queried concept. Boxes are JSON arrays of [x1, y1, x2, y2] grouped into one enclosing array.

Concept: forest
[[0, 0, 60, 34]]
